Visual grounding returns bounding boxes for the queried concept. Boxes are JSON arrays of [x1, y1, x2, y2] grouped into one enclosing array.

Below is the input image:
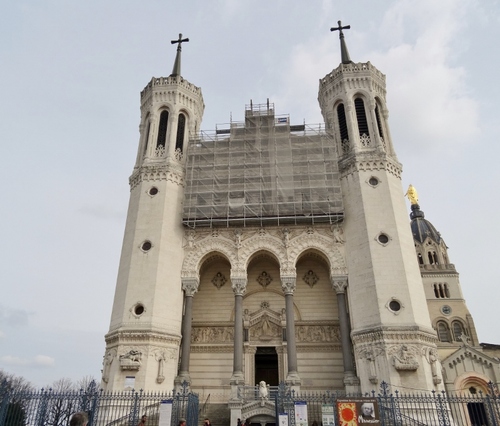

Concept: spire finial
[[330, 20, 352, 64], [170, 33, 189, 77]]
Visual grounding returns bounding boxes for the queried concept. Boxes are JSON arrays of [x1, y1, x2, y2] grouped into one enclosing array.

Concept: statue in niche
[[102, 350, 115, 383], [333, 226, 345, 244], [426, 348, 442, 385]]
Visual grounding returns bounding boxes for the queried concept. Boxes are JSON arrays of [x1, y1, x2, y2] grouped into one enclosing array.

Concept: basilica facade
[[101, 30, 500, 422]]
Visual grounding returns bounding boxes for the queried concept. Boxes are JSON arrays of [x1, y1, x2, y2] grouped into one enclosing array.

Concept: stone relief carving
[[391, 344, 419, 371], [191, 326, 234, 343], [186, 230, 196, 249], [357, 347, 383, 384], [119, 349, 142, 370], [151, 348, 176, 384], [249, 313, 281, 341], [424, 347, 442, 385], [295, 325, 340, 343], [303, 270, 319, 288], [102, 349, 116, 383], [332, 226, 345, 244], [257, 271, 273, 288], [211, 272, 227, 290], [234, 229, 242, 248]]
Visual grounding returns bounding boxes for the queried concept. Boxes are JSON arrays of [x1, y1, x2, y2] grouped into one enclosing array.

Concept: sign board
[[321, 404, 335, 426], [159, 400, 173, 426], [278, 413, 289, 426], [294, 401, 308, 426], [337, 398, 380, 425]]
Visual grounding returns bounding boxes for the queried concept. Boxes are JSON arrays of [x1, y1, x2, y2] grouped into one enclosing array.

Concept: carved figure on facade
[[102, 349, 116, 383], [234, 229, 242, 249], [174, 147, 183, 161], [249, 315, 281, 341], [282, 228, 290, 248], [191, 326, 234, 343], [119, 349, 142, 370], [332, 226, 345, 244], [425, 347, 442, 385], [303, 270, 319, 288], [211, 272, 227, 290], [392, 345, 419, 371], [186, 230, 196, 249]]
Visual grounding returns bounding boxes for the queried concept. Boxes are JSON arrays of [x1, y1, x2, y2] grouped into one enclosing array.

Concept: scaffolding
[[182, 102, 344, 228]]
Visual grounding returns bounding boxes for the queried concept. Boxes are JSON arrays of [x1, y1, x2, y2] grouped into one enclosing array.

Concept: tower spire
[[170, 33, 189, 77], [330, 20, 352, 64]]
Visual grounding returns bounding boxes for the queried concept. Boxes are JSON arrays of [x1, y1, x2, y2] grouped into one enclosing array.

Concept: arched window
[[176, 113, 186, 153], [437, 322, 451, 342], [337, 104, 349, 153], [433, 284, 439, 298], [156, 110, 169, 149], [444, 283, 450, 298], [452, 321, 466, 342], [418, 253, 424, 265], [354, 98, 370, 146]]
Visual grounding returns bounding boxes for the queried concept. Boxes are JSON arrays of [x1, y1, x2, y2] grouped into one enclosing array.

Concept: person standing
[[70, 412, 88, 426]]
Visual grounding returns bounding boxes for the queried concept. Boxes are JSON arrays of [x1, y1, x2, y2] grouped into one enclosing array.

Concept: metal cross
[[171, 33, 189, 51], [330, 20, 350, 38]]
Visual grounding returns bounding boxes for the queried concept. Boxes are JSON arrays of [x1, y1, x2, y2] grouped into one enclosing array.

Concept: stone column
[[331, 275, 360, 393], [174, 277, 199, 389], [281, 274, 300, 386], [231, 276, 247, 387]]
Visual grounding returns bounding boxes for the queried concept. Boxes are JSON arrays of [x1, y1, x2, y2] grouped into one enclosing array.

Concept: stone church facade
[[101, 29, 500, 422]]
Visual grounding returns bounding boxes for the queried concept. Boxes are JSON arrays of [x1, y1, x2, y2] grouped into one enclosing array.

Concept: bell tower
[[102, 35, 204, 390], [318, 22, 443, 392]]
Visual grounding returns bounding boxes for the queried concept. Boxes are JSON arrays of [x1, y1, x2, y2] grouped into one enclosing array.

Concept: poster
[[337, 398, 380, 425], [321, 404, 335, 426], [294, 401, 308, 426], [159, 400, 173, 426], [278, 413, 289, 426]]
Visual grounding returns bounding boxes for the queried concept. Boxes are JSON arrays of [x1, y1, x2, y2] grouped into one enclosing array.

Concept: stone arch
[[240, 235, 286, 270], [181, 237, 237, 278], [455, 372, 492, 395], [288, 233, 346, 274]]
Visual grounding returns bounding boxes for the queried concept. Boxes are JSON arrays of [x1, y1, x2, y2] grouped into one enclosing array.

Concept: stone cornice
[[338, 153, 402, 179], [129, 163, 185, 190], [105, 330, 181, 345], [351, 326, 438, 346], [190, 345, 234, 353]]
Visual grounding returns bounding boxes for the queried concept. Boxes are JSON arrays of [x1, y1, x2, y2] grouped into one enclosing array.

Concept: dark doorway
[[255, 347, 279, 385], [467, 402, 488, 425]]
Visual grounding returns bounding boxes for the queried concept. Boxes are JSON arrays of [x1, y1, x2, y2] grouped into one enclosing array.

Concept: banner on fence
[[321, 404, 335, 426], [159, 400, 173, 426], [337, 398, 380, 425], [294, 401, 308, 426]]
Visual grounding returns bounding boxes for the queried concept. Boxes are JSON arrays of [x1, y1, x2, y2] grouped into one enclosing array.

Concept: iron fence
[[0, 381, 198, 426], [275, 381, 500, 426]]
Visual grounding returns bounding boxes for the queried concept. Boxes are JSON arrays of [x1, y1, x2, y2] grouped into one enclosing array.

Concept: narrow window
[[143, 121, 151, 157], [156, 111, 169, 148], [444, 283, 450, 298], [433, 284, 439, 298], [354, 98, 369, 137], [433, 252, 439, 264], [337, 104, 349, 153], [452, 321, 465, 342], [428, 251, 434, 264], [375, 104, 384, 138], [176, 113, 186, 152], [439, 284, 445, 298], [437, 322, 451, 342], [418, 253, 424, 265]]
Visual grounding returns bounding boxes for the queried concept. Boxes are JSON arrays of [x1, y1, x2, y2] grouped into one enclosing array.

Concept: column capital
[[231, 276, 247, 296], [281, 275, 297, 295], [331, 275, 348, 294], [182, 277, 199, 296]]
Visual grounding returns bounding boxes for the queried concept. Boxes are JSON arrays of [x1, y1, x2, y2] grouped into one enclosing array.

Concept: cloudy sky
[[1, 0, 499, 388]]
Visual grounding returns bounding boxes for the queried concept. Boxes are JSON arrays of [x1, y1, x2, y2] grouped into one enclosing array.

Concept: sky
[[1, 0, 499, 388]]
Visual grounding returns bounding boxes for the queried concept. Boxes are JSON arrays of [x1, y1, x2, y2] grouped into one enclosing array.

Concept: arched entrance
[[255, 347, 279, 385]]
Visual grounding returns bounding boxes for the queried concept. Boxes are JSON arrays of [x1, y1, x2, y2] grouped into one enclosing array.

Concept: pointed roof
[[330, 20, 352, 64], [170, 33, 189, 77]]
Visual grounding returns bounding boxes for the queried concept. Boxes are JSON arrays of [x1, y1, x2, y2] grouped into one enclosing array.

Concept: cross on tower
[[330, 20, 352, 64], [171, 33, 189, 51], [330, 20, 350, 38], [170, 33, 189, 77]]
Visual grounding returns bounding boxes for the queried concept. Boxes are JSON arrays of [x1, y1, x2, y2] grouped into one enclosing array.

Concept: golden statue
[[405, 184, 419, 205]]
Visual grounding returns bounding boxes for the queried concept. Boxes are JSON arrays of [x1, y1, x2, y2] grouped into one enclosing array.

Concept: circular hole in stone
[[389, 300, 401, 312], [141, 241, 152, 251], [378, 234, 389, 244], [149, 187, 158, 196], [134, 304, 144, 316], [369, 177, 379, 186]]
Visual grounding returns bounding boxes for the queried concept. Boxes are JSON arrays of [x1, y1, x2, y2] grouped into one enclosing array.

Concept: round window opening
[[141, 241, 152, 251], [149, 187, 158, 196], [369, 177, 379, 186], [389, 300, 401, 312], [378, 234, 389, 244], [134, 304, 144, 316], [441, 305, 452, 315]]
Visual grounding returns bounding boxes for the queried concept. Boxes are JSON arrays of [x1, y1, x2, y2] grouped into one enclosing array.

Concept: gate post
[[486, 382, 499, 426]]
